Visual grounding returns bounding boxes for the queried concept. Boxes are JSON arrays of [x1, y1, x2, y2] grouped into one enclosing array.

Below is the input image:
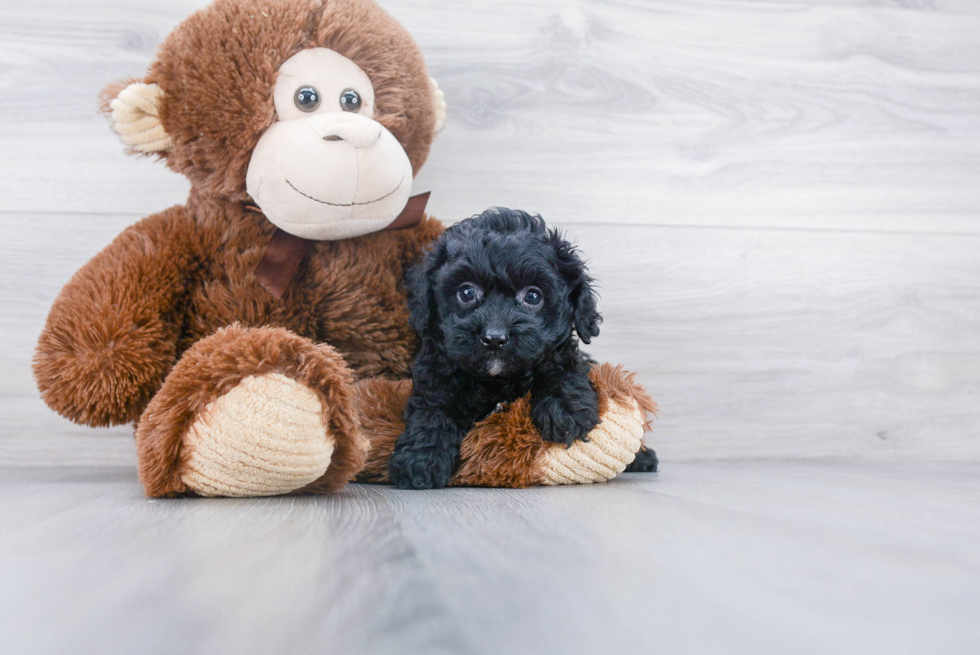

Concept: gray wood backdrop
[[2, 0, 978, 466]]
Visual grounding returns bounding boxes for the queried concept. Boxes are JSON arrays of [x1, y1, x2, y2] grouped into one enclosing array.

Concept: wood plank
[[387, 461, 980, 655], [1, 461, 978, 654], [1, 0, 978, 232], [0, 399, 136, 467], [0, 468, 478, 655], [3, 213, 978, 463]]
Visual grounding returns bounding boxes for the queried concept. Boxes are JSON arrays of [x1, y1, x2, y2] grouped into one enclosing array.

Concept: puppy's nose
[[307, 113, 382, 149], [481, 328, 510, 349]]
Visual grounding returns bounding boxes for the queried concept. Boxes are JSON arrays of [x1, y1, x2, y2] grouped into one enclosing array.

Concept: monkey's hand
[[34, 207, 199, 427]]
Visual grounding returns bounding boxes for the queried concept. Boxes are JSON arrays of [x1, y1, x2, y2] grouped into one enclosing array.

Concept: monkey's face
[[106, 0, 445, 225], [245, 48, 414, 241]]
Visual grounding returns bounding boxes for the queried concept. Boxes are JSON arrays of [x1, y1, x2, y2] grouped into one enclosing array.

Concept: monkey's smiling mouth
[[286, 176, 405, 207]]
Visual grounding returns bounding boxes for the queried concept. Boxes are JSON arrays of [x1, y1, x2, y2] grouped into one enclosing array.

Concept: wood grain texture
[[0, 0, 978, 231], [575, 221, 980, 461], [1, 462, 978, 655]]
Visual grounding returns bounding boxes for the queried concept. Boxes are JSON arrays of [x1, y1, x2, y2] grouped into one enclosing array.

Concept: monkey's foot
[[179, 373, 335, 497], [135, 325, 366, 497], [536, 396, 646, 485], [451, 363, 656, 487]]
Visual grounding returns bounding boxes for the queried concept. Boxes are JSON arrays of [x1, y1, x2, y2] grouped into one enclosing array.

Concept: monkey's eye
[[339, 89, 362, 112], [294, 86, 321, 112], [457, 283, 482, 306], [519, 287, 544, 310]]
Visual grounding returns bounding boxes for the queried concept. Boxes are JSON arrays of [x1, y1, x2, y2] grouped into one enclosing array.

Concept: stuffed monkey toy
[[33, 0, 656, 497]]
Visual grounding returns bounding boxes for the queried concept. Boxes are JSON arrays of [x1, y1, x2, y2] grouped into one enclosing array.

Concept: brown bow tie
[[252, 191, 431, 299]]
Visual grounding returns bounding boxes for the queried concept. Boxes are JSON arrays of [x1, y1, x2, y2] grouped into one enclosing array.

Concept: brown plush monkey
[[33, 0, 656, 497]]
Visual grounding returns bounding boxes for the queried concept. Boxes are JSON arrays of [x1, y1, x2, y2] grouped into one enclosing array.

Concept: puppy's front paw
[[388, 444, 456, 490], [531, 393, 600, 447]]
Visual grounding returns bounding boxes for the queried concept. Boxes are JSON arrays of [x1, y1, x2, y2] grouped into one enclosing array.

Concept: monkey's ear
[[100, 81, 172, 154], [431, 78, 447, 134], [549, 230, 602, 344]]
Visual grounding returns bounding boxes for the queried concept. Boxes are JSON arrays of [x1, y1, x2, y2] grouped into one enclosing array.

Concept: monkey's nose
[[481, 329, 510, 349], [307, 113, 382, 149]]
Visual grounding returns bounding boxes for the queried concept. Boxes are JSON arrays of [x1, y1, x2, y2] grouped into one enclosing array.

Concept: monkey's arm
[[34, 206, 201, 427]]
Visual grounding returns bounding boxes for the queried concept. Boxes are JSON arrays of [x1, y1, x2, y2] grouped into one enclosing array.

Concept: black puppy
[[389, 208, 604, 490]]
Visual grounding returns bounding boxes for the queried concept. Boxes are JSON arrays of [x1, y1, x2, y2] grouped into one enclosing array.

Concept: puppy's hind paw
[[625, 446, 658, 472]]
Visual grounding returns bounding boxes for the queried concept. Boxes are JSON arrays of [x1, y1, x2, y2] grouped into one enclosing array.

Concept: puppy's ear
[[407, 239, 449, 339], [548, 230, 602, 344]]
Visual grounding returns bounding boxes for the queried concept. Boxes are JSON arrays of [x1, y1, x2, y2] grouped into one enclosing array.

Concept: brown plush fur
[[34, 195, 443, 429], [589, 362, 658, 434], [34, 206, 200, 427], [352, 364, 656, 488], [452, 397, 546, 488], [350, 377, 412, 484], [136, 324, 366, 497]]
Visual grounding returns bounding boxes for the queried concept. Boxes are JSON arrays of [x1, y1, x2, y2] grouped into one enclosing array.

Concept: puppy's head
[[408, 208, 601, 378]]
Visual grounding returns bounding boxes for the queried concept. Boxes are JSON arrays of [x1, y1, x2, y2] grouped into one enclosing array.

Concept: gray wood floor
[[2, 461, 978, 655]]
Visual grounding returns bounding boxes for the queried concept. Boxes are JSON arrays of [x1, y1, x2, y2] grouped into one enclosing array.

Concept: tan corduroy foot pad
[[181, 373, 335, 497], [537, 399, 645, 485]]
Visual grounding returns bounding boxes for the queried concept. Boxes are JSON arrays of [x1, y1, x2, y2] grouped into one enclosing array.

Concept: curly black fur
[[625, 446, 659, 472], [389, 208, 603, 489]]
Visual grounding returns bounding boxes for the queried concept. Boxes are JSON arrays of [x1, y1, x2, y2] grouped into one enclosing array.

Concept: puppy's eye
[[339, 89, 362, 112], [519, 287, 544, 310], [457, 283, 482, 306], [294, 86, 321, 112]]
